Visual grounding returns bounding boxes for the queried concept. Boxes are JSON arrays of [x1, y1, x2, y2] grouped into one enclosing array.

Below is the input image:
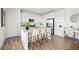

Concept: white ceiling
[[21, 8, 61, 15]]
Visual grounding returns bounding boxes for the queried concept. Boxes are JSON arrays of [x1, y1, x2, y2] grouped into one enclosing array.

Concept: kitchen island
[[20, 27, 51, 50]]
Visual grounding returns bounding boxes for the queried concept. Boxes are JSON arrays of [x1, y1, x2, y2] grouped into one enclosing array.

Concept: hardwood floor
[[28, 35, 79, 50], [1, 35, 79, 50], [1, 36, 24, 50]]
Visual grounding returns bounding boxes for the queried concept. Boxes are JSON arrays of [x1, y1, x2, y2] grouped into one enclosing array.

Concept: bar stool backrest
[[41, 28, 46, 34], [32, 29, 39, 36]]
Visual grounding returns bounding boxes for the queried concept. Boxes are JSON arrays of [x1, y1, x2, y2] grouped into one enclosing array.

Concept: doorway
[[46, 18, 54, 35]]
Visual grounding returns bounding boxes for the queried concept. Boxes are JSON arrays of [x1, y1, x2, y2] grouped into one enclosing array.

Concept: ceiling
[[21, 8, 61, 15]]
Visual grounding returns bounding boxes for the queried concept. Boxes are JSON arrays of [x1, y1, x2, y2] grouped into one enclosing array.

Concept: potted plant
[[22, 21, 30, 30]]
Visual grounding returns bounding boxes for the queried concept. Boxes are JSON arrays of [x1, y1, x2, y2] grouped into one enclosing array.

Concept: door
[[46, 18, 54, 35]]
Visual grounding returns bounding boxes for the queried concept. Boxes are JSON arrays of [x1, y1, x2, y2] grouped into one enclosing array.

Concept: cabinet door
[[55, 23, 64, 37]]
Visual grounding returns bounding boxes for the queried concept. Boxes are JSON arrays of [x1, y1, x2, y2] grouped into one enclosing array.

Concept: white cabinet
[[55, 22, 65, 37]]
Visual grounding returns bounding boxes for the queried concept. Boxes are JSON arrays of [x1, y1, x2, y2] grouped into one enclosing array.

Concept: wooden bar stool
[[29, 29, 40, 49], [31, 29, 39, 43], [46, 28, 51, 39], [38, 28, 47, 45], [41, 28, 47, 39], [37, 29, 42, 44]]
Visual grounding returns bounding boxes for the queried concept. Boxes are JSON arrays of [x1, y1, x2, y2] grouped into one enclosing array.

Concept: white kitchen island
[[21, 28, 31, 50], [20, 27, 51, 50]]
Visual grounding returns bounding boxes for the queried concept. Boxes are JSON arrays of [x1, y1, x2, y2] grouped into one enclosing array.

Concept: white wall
[[5, 8, 21, 37], [42, 11, 55, 23], [66, 8, 79, 38], [42, 9, 66, 37], [21, 11, 42, 22], [42, 8, 79, 38], [41, 11, 55, 28], [66, 8, 79, 28], [55, 9, 66, 37], [21, 11, 42, 27], [0, 9, 6, 48]]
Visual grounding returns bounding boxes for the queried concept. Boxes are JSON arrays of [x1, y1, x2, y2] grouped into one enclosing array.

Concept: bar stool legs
[[29, 28, 52, 49]]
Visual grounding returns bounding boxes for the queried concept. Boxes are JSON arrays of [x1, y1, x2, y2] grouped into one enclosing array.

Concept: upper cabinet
[[55, 9, 66, 23]]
